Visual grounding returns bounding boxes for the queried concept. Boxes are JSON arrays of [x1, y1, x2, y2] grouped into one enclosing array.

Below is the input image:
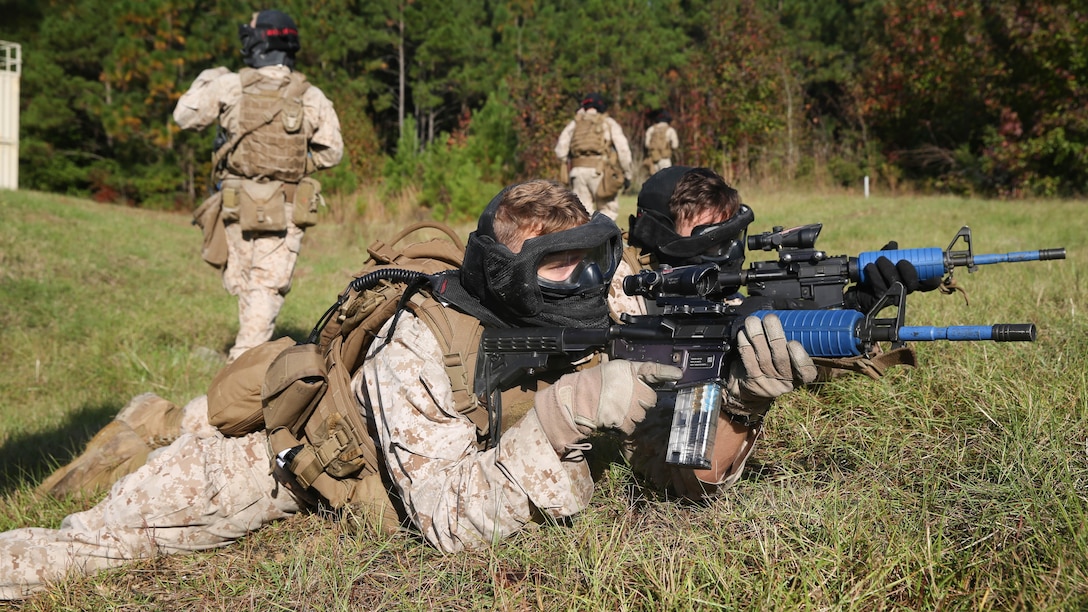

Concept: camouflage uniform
[[554, 108, 633, 220], [0, 298, 734, 598], [174, 65, 343, 362], [644, 121, 679, 173], [355, 312, 595, 552], [0, 397, 300, 599], [608, 258, 648, 318]]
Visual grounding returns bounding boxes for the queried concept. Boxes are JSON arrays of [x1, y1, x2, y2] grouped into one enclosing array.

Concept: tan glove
[[535, 359, 684, 453], [725, 314, 818, 418]]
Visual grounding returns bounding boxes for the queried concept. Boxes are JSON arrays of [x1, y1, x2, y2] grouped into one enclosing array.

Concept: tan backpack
[[648, 124, 672, 163], [206, 222, 483, 513], [570, 112, 609, 158]]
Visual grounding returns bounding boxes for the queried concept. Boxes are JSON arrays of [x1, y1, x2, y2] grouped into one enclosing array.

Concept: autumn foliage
[[3, 0, 1085, 213]]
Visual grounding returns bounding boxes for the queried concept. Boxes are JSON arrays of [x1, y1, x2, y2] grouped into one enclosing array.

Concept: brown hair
[[668, 167, 740, 228], [492, 180, 590, 252]]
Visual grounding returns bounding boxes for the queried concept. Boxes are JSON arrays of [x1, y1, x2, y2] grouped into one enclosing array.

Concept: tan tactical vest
[[648, 124, 672, 162], [225, 68, 312, 182], [570, 112, 610, 159]]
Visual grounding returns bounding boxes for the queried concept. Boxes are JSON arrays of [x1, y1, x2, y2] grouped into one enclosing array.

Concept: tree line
[[2, 0, 1085, 217]]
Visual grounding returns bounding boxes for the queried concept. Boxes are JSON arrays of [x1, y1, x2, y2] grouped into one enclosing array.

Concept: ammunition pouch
[[221, 177, 289, 233], [292, 176, 323, 228], [282, 94, 304, 134], [262, 342, 329, 435]]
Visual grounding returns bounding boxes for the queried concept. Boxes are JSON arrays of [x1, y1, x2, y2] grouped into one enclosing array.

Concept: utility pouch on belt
[[220, 177, 241, 223], [192, 190, 228, 269], [292, 176, 323, 228], [596, 149, 624, 200], [221, 177, 289, 232]]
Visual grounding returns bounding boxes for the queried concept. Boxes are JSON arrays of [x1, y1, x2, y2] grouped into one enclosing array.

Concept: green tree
[[406, 0, 498, 145], [676, 0, 795, 181], [856, 0, 1088, 195]]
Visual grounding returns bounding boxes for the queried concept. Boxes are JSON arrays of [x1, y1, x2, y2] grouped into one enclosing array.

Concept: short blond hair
[[492, 180, 589, 252]]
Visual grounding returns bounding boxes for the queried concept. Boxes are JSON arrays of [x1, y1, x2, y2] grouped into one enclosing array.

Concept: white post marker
[[0, 40, 21, 190], [864, 175, 870, 198]]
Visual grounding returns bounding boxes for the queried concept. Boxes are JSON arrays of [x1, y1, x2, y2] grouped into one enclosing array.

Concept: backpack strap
[[620, 244, 651, 274], [811, 345, 918, 381], [409, 293, 487, 435]]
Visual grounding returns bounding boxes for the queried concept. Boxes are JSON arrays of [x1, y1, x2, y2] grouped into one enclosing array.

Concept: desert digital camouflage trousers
[[222, 221, 304, 362], [569, 166, 620, 220], [0, 397, 300, 600]]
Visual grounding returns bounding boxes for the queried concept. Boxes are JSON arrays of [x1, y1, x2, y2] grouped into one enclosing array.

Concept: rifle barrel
[[857, 246, 1067, 283], [754, 310, 1037, 357], [968, 248, 1067, 266], [898, 323, 1036, 342]]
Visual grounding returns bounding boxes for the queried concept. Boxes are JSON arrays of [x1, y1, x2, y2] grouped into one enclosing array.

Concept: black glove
[[846, 241, 943, 312]]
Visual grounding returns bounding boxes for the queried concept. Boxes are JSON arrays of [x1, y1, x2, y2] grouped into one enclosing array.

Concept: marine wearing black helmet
[[238, 9, 301, 69], [580, 92, 607, 113]]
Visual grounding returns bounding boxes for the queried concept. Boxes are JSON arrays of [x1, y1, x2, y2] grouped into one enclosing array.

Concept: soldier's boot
[[36, 393, 183, 498]]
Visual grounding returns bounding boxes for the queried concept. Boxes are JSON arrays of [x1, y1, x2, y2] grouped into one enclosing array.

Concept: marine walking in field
[[644, 109, 679, 174], [554, 93, 634, 220], [175, 9, 344, 363]]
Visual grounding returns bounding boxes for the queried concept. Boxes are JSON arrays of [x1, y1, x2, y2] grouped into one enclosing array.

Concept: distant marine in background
[[174, 9, 344, 363]]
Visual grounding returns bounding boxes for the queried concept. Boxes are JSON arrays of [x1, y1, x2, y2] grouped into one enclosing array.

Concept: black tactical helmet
[[580, 92, 607, 112], [628, 166, 754, 271], [239, 10, 301, 69]]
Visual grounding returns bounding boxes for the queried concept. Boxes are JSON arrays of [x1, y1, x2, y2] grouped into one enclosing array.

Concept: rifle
[[682, 224, 1066, 308], [474, 282, 1036, 470]]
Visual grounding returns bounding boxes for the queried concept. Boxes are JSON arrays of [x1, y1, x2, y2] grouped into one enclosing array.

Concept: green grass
[[1, 188, 1086, 610]]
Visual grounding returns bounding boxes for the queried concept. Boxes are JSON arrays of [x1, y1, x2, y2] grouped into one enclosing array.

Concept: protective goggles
[[657, 204, 754, 263], [536, 241, 618, 296]]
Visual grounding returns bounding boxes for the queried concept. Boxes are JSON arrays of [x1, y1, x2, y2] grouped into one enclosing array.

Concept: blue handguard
[[856, 226, 1066, 284], [753, 308, 1037, 357]]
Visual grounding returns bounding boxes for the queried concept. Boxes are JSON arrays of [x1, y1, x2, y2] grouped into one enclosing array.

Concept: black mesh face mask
[[628, 166, 755, 272], [461, 192, 622, 328], [630, 202, 754, 270], [658, 204, 754, 271]]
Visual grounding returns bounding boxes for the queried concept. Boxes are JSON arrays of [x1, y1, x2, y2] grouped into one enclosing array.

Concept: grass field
[[0, 187, 1086, 610]]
